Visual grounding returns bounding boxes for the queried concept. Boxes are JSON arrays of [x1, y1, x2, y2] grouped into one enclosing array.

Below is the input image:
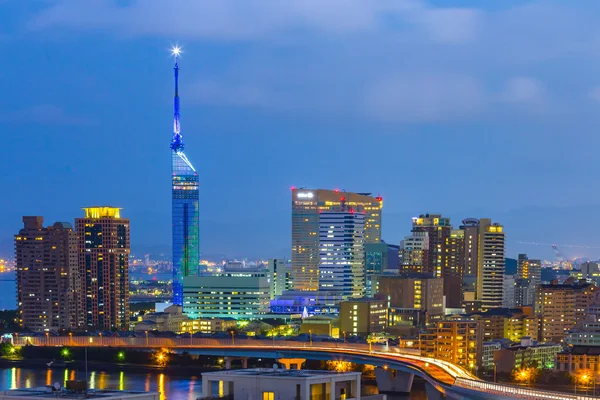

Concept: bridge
[[13, 335, 596, 400]]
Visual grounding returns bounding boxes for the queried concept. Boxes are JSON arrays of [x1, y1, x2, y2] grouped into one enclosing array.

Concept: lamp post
[[231, 331, 235, 346], [493, 363, 497, 383], [145, 331, 149, 346], [69, 332, 73, 346], [45, 332, 49, 346], [99, 332, 103, 346], [343, 332, 346, 344], [309, 330, 312, 346]]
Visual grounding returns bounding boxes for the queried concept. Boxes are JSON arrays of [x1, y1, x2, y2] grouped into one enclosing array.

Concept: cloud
[[0, 104, 94, 126], [500, 77, 546, 104], [27, 0, 481, 44], [363, 73, 486, 122]]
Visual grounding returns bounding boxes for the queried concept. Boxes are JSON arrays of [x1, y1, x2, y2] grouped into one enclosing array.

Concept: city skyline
[[4, 2, 600, 260]]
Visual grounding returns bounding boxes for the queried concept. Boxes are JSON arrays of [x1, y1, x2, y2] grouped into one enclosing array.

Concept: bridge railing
[[454, 378, 597, 400]]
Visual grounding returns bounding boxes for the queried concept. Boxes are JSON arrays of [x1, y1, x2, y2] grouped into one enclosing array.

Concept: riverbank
[[0, 358, 219, 376]]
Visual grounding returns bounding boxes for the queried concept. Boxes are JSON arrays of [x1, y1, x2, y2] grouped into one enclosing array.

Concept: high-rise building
[[516, 254, 541, 306], [375, 273, 444, 326], [461, 218, 480, 307], [15, 217, 78, 331], [170, 51, 200, 306], [76, 207, 130, 330], [291, 189, 381, 292], [268, 259, 289, 298], [476, 218, 505, 311], [502, 274, 516, 308], [411, 214, 451, 277], [364, 241, 399, 296], [399, 232, 429, 274], [318, 211, 365, 299], [445, 229, 465, 308], [535, 280, 598, 342]]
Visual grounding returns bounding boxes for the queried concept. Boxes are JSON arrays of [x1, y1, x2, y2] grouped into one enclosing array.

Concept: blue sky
[[2, 0, 600, 260]]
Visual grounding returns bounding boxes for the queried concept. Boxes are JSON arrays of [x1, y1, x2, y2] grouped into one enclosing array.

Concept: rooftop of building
[[463, 307, 531, 318], [565, 346, 600, 356], [0, 388, 157, 399], [202, 368, 361, 379]]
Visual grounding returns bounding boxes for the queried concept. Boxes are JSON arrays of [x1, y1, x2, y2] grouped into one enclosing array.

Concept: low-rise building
[[339, 296, 387, 337], [201, 369, 362, 400], [134, 304, 237, 334], [494, 337, 562, 373], [482, 341, 502, 371], [270, 291, 343, 317], [299, 315, 339, 337], [555, 346, 600, 376], [461, 307, 538, 342]]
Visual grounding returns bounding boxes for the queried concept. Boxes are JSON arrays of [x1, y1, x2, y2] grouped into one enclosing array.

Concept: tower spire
[[170, 46, 183, 151]]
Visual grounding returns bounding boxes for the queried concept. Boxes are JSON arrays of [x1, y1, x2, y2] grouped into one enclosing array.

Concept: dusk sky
[[2, 0, 600, 260]]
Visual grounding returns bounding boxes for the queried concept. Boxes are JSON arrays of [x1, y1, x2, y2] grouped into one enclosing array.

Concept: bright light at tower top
[[171, 46, 182, 57]]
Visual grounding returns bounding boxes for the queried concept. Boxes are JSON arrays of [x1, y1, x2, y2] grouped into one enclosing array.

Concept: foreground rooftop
[[0, 389, 159, 399]]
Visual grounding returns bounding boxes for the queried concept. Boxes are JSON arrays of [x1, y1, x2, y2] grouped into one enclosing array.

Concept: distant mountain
[[505, 258, 517, 275]]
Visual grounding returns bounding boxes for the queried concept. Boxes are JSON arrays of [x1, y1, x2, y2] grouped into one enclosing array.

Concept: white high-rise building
[[318, 211, 365, 299], [502, 274, 516, 308]]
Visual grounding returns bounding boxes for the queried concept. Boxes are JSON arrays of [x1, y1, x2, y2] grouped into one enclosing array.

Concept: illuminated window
[[262, 392, 275, 400]]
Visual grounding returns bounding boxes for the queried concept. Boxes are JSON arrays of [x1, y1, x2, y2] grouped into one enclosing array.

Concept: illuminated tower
[[170, 47, 200, 306]]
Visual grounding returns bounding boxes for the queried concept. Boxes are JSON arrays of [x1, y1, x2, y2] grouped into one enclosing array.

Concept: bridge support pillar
[[278, 358, 306, 370], [241, 357, 248, 369], [374, 367, 414, 395], [425, 383, 445, 400]]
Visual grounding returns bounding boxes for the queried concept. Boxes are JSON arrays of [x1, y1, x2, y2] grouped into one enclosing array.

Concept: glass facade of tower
[[172, 151, 199, 306]]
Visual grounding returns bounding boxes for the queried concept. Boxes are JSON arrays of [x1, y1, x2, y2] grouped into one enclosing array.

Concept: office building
[[170, 52, 200, 306], [291, 188, 382, 292], [481, 341, 502, 371], [201, 369, 362, 400], [76, 207, 130, 330], [364, 241, 399, 296], [339, 296, 387, 337], [299, 315, 339, 337], [502, 275, 516, 308], [376, 273, 443, 326], [463, 307, 538, 341], [183, 268, 271, 319], [476, 218, 505, 311], [318, 211, 365, 299], [535, 280, 598, 342], [420, 319, 483, 371], [269, 291, 342, 316], [15, 217, 78, 331], [399, 232, 429, 274]]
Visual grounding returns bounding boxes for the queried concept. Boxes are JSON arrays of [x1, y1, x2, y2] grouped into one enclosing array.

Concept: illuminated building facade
[[476, 218, 505, 311], [420, 319, 483, 371], [76, 207, 130, 330], [170, 52, 200, 306], [399, 232, 429, 274], [339, 295, 387, 336], [364, 242, 399, 296], [516, 254, 541, 306], [318, 211, 365, 298], [291, 188, 382, 292], [15, 217, 78, 331]]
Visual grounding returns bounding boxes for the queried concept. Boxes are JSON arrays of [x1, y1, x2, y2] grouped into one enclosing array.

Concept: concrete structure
[[399, 232, 429, 274], [376, 273, 443, 326], [364, 242, 399, 296], [15, 217, 77, 331], [502, 275, 516, 308], [291, 188, 382, 292], [170, 53, 200, 307], [0, 389, 158, 400], [339, 296, 387, 337], [420, 319, 483, 371], [318, 211, 365, 299], [495, 337, 562, 373], [567, 322, 600, 346], [535, 280, 598, 342], [201, 369, 362, 400], [482, 341, 502, 371], [476, 219, 505, 311], [183, 268, 271, 319], [76, 207, 130, 330]]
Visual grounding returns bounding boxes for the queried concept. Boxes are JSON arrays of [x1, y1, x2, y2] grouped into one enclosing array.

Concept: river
[[0, 367, 428, 399]]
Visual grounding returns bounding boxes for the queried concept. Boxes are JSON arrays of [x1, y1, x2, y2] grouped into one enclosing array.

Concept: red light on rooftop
[[376, 196, 383, 202], [340, 196, 346, 201], [350, 208, 355, 214], [291, 186, 296, 191], [334, 188, 339, 193]]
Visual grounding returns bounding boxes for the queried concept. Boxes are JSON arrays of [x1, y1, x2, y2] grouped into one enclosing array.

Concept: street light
[[69, 332, 73, 345], [99, 332, 103, 346], [145, 331, 149, 346], [45, 332, 49, 346], [343, 332, 346, 343], [493, 363, 497, 383], [309, 330, 312, 346], [230, 331, 235, 346]]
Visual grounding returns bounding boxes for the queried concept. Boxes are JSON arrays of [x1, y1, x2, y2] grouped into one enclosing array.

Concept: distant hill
[[505, 258, 517, 275]]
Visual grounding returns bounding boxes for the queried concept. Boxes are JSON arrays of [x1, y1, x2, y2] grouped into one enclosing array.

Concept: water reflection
[[0, 367, 427, 399]]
